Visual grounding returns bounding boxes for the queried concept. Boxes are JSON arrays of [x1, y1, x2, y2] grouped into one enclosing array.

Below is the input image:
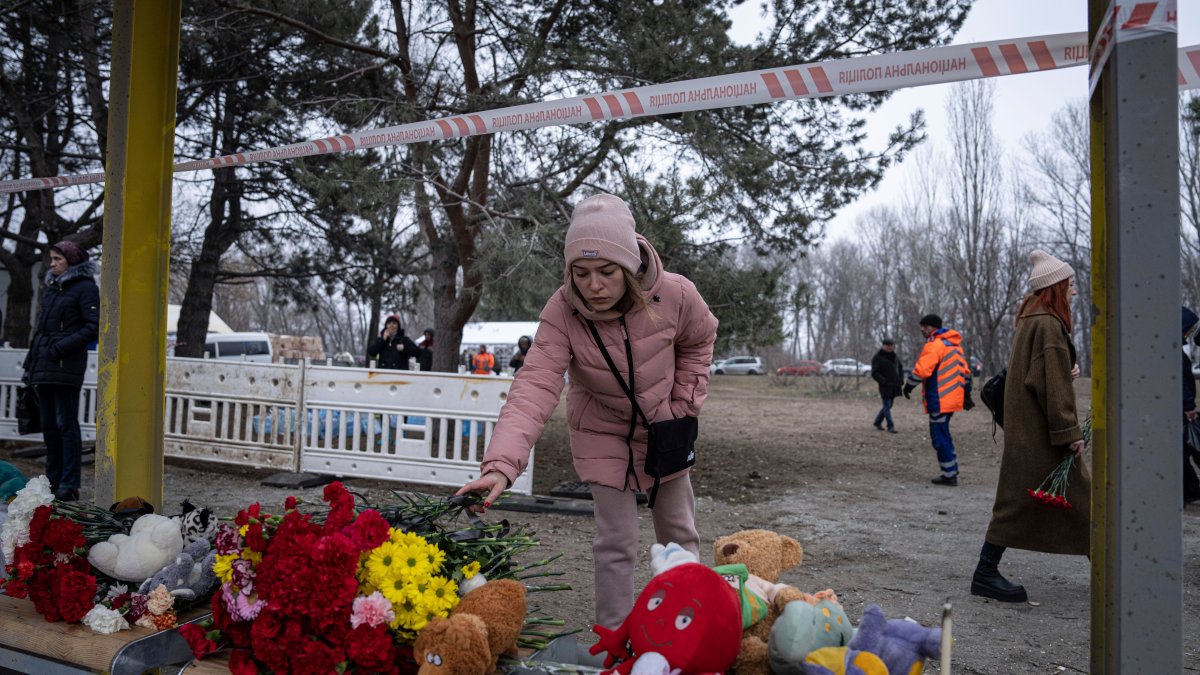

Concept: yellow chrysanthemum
[[390, 588, 426, 630], [393, 543, 433, 580], [461, 561, 481, 579], [365, 541, 401, 587], [380, 575, 412, 606], [389, 530, 427, 548], [423, 576, 459, 612], [240, 548, 262, 565], [212, 553, 238, 584], [424, 542, 446, 571]]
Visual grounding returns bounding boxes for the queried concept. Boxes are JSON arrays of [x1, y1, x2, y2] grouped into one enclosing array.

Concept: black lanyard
[[585, 315, 645, 491]]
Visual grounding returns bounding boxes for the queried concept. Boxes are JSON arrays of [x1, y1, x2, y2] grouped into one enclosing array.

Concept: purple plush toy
[[803, 604, 941, 675]]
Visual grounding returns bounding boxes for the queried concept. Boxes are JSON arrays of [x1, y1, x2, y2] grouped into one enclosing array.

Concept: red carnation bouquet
[[3, 504, 97, 622], [1027, 454, 1075, 510], [179, 484, 570, 674]]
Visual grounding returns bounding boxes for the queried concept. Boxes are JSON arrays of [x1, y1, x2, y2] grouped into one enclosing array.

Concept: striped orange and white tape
[[1, 31, 1196, 195]]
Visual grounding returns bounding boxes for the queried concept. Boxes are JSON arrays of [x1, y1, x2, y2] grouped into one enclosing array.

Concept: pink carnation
[[350, 592, 395, 628], [222, 582, 266, 621]]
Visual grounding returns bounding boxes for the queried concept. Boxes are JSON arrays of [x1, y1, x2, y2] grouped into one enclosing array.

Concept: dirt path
[[3, 375, 1197, 673]]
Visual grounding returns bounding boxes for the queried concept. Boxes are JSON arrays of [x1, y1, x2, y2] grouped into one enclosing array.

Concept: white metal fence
[[0, 349, 532, 494]]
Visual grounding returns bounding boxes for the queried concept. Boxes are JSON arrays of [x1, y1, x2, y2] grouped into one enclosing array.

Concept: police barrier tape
[[1088, 0, 1178, 95], [2, 32, 1199, 195]]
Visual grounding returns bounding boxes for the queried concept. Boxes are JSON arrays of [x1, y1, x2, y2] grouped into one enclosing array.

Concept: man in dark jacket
[[1183, 307, 1200, 504], [22, 241, 99, 502], [367, 315, 422, 370], [871, 337, 903, 433]]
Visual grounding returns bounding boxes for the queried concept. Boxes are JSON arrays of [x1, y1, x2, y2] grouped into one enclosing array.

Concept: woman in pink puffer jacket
[[456, 193, 718, 629]]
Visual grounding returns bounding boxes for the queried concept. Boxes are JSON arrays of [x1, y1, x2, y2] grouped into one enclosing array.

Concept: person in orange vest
[[471, 344, 495, 375], [903, 314, 974, 486]]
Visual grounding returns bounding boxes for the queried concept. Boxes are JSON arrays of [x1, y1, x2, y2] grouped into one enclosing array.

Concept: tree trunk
[[175, 163, 242, 357], [2, 253, 37, 348]]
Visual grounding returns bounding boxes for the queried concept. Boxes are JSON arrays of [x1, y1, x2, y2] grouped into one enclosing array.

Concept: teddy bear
[[88, 513, 184, 582], [137, 538, 219, 601], [768, 595, 856, 674], [803, 604, 941, 675], [590, 562, 742, 675], [413, 578, 527, 675], [712, 529, 816, 675]]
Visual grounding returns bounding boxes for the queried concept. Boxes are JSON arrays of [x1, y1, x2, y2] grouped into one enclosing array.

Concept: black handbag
[[1185, 416, 1200, 452], [586, 317, 697, 508], [16, 386, 41, 435]]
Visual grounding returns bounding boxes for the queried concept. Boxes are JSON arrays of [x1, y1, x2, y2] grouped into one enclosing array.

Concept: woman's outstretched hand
[[455, 471, 509, 512]]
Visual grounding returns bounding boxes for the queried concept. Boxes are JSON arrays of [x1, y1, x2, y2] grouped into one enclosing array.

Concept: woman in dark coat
[[22, 241, 99, 502], [971, 249, 1088, 603]]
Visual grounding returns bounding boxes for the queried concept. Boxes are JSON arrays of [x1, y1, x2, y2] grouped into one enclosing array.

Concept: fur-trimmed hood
[[45, 259, 99, 288]]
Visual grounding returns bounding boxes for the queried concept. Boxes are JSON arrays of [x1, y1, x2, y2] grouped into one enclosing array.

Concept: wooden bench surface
[[0, 594, 164, 671]]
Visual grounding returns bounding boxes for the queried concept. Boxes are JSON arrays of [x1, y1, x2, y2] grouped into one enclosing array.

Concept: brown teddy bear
[[413, 578, 527, 675], [713, 529, 816, 675]]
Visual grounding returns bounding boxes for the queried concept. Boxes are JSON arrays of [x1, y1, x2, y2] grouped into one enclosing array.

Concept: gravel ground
[[3, 375, 1197, 674]]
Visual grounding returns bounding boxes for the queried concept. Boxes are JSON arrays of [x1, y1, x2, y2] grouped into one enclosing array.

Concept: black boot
[[971, 559, 1027, 602], [53, 488, 79, 502]]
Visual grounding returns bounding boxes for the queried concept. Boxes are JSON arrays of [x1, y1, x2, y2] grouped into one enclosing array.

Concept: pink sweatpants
[[590, 477, 700, 629]]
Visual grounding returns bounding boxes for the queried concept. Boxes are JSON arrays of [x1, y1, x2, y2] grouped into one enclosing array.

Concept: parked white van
[[203, 332, 273, 363]]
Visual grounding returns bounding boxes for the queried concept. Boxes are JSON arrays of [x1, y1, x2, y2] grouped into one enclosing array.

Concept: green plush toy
[[768, 597, 856, 675], [0, 461, 27, 502]]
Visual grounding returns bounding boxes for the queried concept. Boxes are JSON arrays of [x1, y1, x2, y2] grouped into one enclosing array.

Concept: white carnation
[[0, 475, 53, 563], [83, 606, 130, 635]]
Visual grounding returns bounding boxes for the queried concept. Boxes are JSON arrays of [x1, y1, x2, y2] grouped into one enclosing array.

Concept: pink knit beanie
[[1028, 249, 1073, 291], [564, 194, 641, 274]]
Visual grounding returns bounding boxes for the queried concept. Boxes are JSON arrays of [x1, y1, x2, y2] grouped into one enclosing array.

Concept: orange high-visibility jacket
[[472, 351, 495, 374], [907, 328, 971, 415]]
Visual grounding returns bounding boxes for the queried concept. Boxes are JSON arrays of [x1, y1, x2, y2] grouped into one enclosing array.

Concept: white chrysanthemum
[[82, 606, 130, 635], [0, 475, 53, 563]]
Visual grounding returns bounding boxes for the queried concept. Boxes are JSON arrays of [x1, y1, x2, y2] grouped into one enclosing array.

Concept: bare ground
[[3, 375, 1198, 674]]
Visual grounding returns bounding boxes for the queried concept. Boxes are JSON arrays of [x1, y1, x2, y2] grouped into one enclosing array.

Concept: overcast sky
[[728, 1, 1199, 242]]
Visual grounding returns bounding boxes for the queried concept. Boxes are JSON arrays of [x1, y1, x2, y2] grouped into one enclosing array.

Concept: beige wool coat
[[985, 310, 1091, 555]]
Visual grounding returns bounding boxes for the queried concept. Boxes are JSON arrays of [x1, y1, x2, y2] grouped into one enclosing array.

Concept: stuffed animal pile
[[633, 530, 943, 675], [590, 562, 743, 675]]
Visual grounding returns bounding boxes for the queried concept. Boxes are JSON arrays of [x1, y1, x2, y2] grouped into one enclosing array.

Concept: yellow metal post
[[94, 0, 182, 508]]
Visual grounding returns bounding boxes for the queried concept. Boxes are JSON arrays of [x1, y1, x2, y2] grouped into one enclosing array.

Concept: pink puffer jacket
[[480, 235, 718, 491]]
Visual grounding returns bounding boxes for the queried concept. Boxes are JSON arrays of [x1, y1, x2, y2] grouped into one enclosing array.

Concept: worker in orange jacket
[[471, 345, 496, 375], [903, 314, 975, 486]]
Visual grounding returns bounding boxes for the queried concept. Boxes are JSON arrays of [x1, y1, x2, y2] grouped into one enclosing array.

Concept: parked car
[[821, 358, 871, 377], [776, 360, 821, 376], [711, 356, 765, 375], [203, 332, 273, 363]]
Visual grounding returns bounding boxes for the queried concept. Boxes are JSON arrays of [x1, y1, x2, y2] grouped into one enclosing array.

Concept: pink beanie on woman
[[564, 194, 641, 274]]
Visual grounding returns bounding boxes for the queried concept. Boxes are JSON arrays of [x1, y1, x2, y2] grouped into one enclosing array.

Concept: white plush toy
[[88, 513, 184, 582], [649, 542, 699, 577]]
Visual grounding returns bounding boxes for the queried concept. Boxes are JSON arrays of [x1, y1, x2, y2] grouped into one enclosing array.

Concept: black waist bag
[[646, 416, 698, 478], [586, 317, 697, 508]]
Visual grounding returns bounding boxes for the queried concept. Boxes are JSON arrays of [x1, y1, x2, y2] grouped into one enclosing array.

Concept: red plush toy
[[590, 562, 742, 675]]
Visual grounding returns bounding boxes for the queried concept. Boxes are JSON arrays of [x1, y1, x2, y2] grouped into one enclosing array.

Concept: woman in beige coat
[[972, 249, 1089, 603]]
